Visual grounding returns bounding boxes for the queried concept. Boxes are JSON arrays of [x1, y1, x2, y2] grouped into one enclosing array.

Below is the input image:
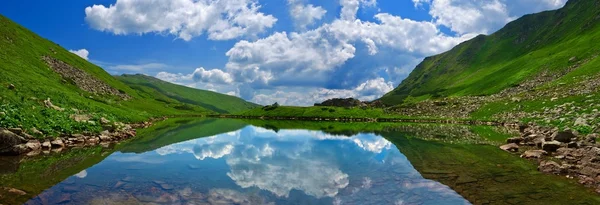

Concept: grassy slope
[[0, 15, 256, 135], [116, 74, 260, 114], [380, 0, 600, 105]]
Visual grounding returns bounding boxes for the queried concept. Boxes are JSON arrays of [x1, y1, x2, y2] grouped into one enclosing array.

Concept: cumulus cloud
[[192, 67, 234, 84], [69, 49, 89, 60], [417, 0, 567, 34], [84, 0, 277, 41], [288, 0, 327, 29]]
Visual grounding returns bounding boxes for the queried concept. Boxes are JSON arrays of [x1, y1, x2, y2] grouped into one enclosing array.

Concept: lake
[[2, 118, 600, 205]]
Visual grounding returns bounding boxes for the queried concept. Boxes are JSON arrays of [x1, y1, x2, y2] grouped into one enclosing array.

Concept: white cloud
[[288, 0, 327, 29], [340, 0, 378, 21], [85, 0, 277, 41], [69, 49, 89, 60], [419, 0, 567, 35], [192, 67, 234, 84]]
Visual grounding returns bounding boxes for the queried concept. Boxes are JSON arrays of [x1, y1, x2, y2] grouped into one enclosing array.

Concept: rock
[[43, 98, 64, 111], [100, 117, 111, 125], [11, 144, 29, 155], [569, 56, 577, 62], [0, 111, 5, 117], [574, 117, 589, 127], [534, 137, 545, 148], [30, 127, 43, 136], [521, 150, 547, 159], [0, 129, 26, 154], [50, 139, 65, 148], [42, 141, 51, 149], [538, 160, 563, 174], [7, 84, 15, 90], [542, 141, 562, 152], [6, 188, 26, 195], [25, 140, 41, 151], [551, 131, 576, 143], [70, 114, 91, 122], [567, 142, 579, 148], [99, 134, 111, 141], [586, 134, 598, 143], [7, 128, 22, 135], [506, 137, 524, 144], [500, 143, 519, 152]]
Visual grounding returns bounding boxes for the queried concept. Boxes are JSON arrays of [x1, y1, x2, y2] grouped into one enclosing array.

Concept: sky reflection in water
[[27, 126, 470, 205]]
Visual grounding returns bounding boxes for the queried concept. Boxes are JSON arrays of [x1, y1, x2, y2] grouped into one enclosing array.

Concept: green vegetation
[[240, 105, 391, 118], [0, 147, 115, 204], [118, 118, 247, 153], [385, 133, 600, 204], [116, 74, 259, 114], [380, 0, 600, 105], [0, 15, 257, 137]]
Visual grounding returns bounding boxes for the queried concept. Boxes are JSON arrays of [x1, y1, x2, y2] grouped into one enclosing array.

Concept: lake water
[[2, 119, 600, 204]]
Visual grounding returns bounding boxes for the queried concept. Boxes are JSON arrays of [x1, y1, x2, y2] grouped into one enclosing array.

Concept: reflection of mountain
[[382, 132, 600, 204], [118, 118, 247, 153]]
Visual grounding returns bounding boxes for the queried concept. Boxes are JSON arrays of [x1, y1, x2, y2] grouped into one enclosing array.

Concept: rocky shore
[[0, 117, 161, 156], [499, 123, 600, 193]]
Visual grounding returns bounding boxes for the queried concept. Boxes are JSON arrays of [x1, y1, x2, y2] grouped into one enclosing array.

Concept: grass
[[116, 74, 260, 114], [380, 0, 600, 105], [0, 15, 257, 137], [239, 106, 392, 118]]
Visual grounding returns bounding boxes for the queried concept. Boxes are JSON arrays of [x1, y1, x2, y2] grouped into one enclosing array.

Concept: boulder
[[70, 114, 91, 122], [521, 150, 547, 159], [538, 160, 564, 174], [567, 142, 579, 148], [100, 117, 111, 125], [30, 127, 43, 136], [0, 129, 26, 154], [11, 144, 29, 155], [506, 137, 524, 144], [7, 128, 22, 135], [542, 141, 562, 152], [7, 84, 15, 90], [500, 143, 519, 152], [51, 139, 65, 148], [551, 131, 576, 143], [99, 134, 111, 141], [42, 141, 51, 149], [25, 140, 41, 151]]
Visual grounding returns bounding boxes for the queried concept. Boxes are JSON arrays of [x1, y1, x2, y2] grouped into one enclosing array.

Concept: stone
[[0, 129, 26, 154], [6, 188, 26, 195], [506, 137, 524, 144], [500, 143, 519, 152], [569, 56, 577, 62], [567, 142, 579, 148], [0, 111, 5, 117], [7, 84, 15, 90], [25, 140, 41, 151], [30, 127, 43, 136], [50, 139, 65, 148], [41, 141, 51, 148], [551, 131, 576, 143], [100, 117, 111, 125], [70, 114, 91, 122], [43, 98, 64, 111], [99, 134, 111, 141], [11, 144, 29, 155], [574, 117, 589, 127], [542, 141, 562, 152], [586, 134, 598, 143], [521, 150, 547, 159], [538, 161, 563, 174], [7, 128, 22, 135]]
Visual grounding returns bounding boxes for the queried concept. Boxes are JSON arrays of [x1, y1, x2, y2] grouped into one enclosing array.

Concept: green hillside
[[116, 74, 259, 114], [0, 15, 254, 136], [381, 0, 600, 105]]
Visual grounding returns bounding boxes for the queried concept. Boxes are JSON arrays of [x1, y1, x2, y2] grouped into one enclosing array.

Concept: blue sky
[[0, 0, 567, 105]]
